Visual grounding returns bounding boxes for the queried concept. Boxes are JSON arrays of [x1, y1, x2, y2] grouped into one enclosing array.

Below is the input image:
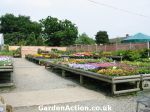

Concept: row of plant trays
[[26, 55, 123, 63], [26, 56, 150, 95], [45, 62, 143, 95], [0, 65, 14, 87], [25, 56, 50, 65]]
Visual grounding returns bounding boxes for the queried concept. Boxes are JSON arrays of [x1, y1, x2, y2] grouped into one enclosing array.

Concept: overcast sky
[[1, 0, 150, 38]]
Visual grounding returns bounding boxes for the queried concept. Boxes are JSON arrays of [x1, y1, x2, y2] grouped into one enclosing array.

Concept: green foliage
[[126, 50, 141, 61], [37, 48, 42, 54], [1, 14, 79, 46], [4, 32, 26, 45], [138, 68, 150, 74], [122, 61, 150, 74], [115, 50, 141, 61], [0, 14, 17, 33], [3, 45, 9, 52], [40, 17, 78, 46], [75, 33, 95, 45], [26, 33, 37, 46], [123, 61, 150, 67], [113, 49, 149, 61], [0, 50, 13, 56], [112, 50, 127, 56], [95, 31, 109, 44], [0, 14, 42, 34], [139, 49, 149, 58], [51, 49, 59, 52], [137, 58, 150, 62], [0, 13, 42, 46], [101, 51, 112, 57], [36, 36, 45, 46], [13, 47, 21, 57]]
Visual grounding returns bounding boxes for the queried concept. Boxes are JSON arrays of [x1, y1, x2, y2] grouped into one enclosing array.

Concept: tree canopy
[[95, 31, 109, 44], [40, 16, 78, 46], [0, 14, 78, 46], [0, 14, 42, 45], [75, 33, 95, 45], [0, 13, 110, 46]]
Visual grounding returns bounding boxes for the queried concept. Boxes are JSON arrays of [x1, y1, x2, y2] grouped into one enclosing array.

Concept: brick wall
[[9, 46, 67, 57]]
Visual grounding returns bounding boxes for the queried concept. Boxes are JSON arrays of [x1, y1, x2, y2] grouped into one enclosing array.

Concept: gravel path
[[0, 58, 146, 112]]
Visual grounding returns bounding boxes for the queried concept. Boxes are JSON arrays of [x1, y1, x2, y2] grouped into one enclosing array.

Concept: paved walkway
[[1, 87, 104, 107], [0, 58, 105, 108]]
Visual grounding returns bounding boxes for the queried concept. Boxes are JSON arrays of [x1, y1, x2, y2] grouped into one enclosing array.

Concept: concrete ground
[[0, 58, 142, 112]]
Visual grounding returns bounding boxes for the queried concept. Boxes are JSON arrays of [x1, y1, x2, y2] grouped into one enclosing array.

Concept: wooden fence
[[8, 42, 150, 57], [67, 42, 149, 52]]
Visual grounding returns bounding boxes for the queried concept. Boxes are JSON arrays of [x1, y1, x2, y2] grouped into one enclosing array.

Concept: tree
[[0, 13, 42, 45], [95, 31, 109, 44], [75, 33, 95, 45], [40, 16, 78, 46], [4, 32, 26, 45], [59, 20, 78, 46], [36, 35, 45, 46], [0, 14, 78, 46], [0, 14, 17, 33], [26, 33, 37, 46], [0, 14, 42, 34]]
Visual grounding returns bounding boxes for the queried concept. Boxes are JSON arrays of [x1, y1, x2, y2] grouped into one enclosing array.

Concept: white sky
[[0, 0, 150, 38]]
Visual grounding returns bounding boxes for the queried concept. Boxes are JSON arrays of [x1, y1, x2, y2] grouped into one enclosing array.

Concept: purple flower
[[68, 64, 99, 70]]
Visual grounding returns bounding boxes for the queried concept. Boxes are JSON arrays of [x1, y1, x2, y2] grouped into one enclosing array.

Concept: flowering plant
[[68, 64, 99, 70], [0, 56, 12, 66], [97, 68, 138, 76]]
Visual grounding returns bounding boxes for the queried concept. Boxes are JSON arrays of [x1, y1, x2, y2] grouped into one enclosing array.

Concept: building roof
[[122, 33, 150, 43]]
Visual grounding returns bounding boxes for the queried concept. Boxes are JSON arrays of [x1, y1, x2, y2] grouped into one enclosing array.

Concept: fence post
[[44, 46, 46, 51], [105, 45, 107, 51], [88, 45, 89, 52], [20, 45, 22, 58], [116, 43, 118, 51], [75, 44, 77, 52], [129, 43, 132, 50], [95, 44, 97, 52], [81, 45, 82, 51], [147, 42, 150, 57]]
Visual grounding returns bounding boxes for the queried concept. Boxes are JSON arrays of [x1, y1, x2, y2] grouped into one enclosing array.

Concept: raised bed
[[25, 56, 51, 66], [0, 65, 14, 87], [25, 56, 60, 66], [61, 55, 123, 61], [45, 62, 141, 95], [25, 56, 42, 65], [141, 74, 150, 90]]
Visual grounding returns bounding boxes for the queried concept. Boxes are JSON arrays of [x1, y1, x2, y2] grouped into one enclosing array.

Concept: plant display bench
[[25, 56, 51, 66], [141, 74, 150, 90], [25, 56, 40, 64], [45, 62, 141, 95], [0, 65, 14, 87], [30, 57, 42, 65]]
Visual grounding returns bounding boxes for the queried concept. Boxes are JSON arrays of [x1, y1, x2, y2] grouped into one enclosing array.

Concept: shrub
[[125, 50, 141, 61]]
